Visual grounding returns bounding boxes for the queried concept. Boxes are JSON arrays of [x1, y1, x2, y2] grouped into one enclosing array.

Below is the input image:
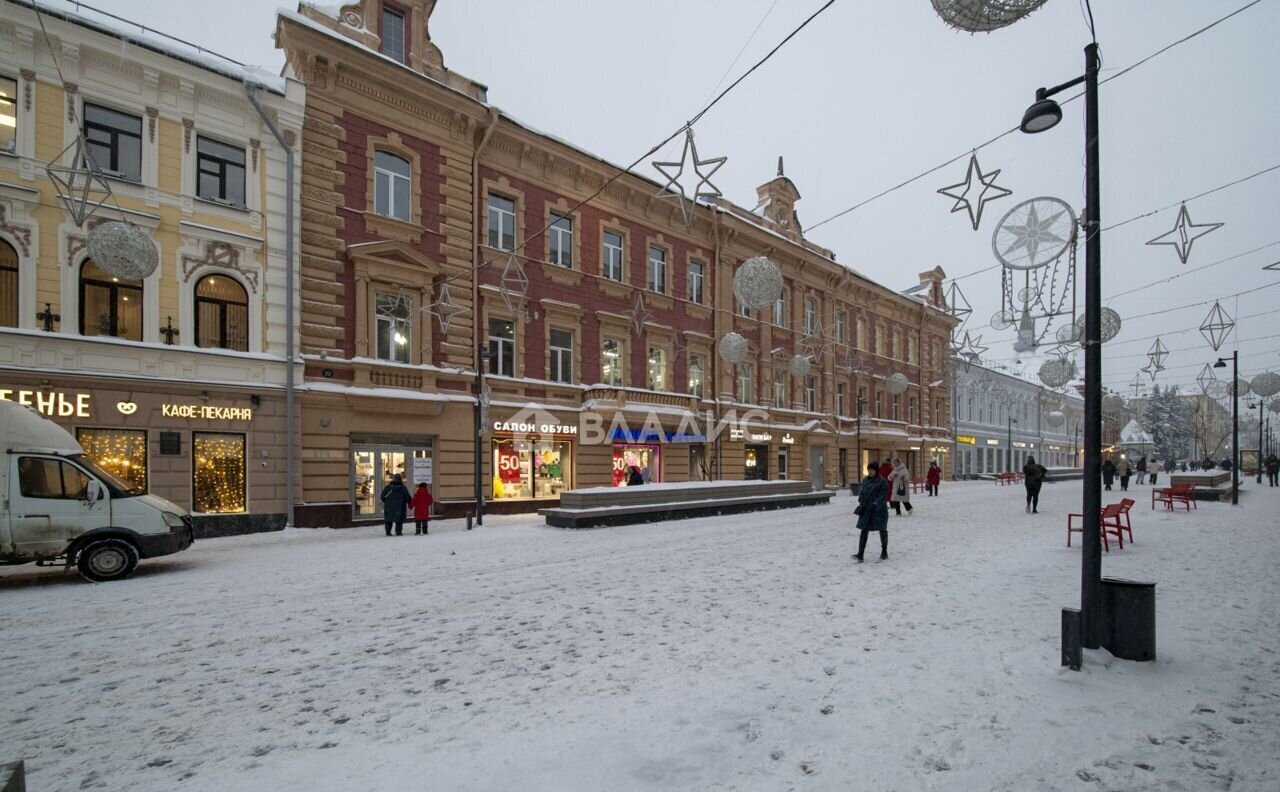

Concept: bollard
[[465, 513, 473, 531], [2, 759, 25, 792], [1101, 578, 1156, 661], [1061, 607, 1082, 670]]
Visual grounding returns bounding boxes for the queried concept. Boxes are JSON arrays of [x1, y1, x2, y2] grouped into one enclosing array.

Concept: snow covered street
[[3, 479, 1279, 791]]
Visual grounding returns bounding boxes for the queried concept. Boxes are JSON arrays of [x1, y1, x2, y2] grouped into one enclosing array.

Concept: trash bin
[[1100, 577, 1156, 661]]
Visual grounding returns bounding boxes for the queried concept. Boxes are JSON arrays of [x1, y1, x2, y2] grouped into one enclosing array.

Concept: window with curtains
[[1, 76, 16, 154], [80, 259, 142, 341], [195, 274, 249, 351], [0, 238, 17, 328]]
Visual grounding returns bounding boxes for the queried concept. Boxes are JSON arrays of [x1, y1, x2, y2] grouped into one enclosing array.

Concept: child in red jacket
[[411, 483, 434, 535]]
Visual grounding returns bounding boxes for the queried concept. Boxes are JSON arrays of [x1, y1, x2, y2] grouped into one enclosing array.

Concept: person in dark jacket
[[879, 458, 894, 503], [1101, 458, 1117, 491], [926, 461, 941, 496], [627, 466, 645, 486], [854, 462, 890, 562], [380, 473, 412, 536], [1023, 456, 1048, 513], [1135, 456, 1148, 485], [1265, 455, 1280, 487], [411, 482, 434, 535]]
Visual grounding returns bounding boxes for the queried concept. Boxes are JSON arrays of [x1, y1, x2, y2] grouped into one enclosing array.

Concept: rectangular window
[[77, 428, 148, 492], [893, 330, 903, 361], [739, 300, 751, 318], [196, 135, 247, 207], [804, 297, 817, 335], [84, 103, 142, 181], [549, 328, 573, 383], [806, 376, 817, 412], [837, 383, 846, 416], [836, 311, 847, 345], [687, 355, 704, 399], [487, 193, 516, 251], [908, 332, 918, 365], [857, 318, 867, 350], [493, 438, 573, 500], [893, 395, 901, 421], [647, 246, 666, 293], [687, 260, 704, 304], [774, 294, 786, 327], [0, 76, 16, 153], [858, 386, 868, 415], [909, 397, 917, 424], [373, 150, 411, 221], [381, 6, 406, 63], [488, 317, 515, 376], [875, 391, 883, 418], [773, 369, 787, 407], [648, 346, 667, 391], [375, 291, 411, 364], [17, 457, 89, 499], [1, 239, 17, 328], [738, 363, 753, 404], [601, 338, 623, 386], [192, 432, 246, 514], [548, 213, 573, 268], [602, 230, 624, 281], [875, 325, 885, 356]]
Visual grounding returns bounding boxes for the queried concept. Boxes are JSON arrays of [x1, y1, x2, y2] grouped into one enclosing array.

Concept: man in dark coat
[[380, 473, 412, 536], [1101, 458, 1117, 491], [1023, 456, 1048, 514], [854, 462, 890, 562]]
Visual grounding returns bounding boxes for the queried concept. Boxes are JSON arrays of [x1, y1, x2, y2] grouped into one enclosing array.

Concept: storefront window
[[602, 338, 623, 386], [492, 438, 573, 499], [613, 444, 660, 487], [192, 432, 246, 513], [352, 443, 432, 518], [744, 444, 769, 480], [77, 428, 147, 492]]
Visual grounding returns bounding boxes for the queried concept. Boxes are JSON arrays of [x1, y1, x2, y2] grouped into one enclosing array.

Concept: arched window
[[0, 238, 17, 328], [195, 274, 249, 351], [80, 259, 142, 341], [374, 150, 410, 221]]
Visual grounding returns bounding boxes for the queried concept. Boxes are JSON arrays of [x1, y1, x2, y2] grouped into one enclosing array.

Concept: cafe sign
[[0, 388, 92, 418], [955, 435, 977, 445], [163, 403, 253, 421]]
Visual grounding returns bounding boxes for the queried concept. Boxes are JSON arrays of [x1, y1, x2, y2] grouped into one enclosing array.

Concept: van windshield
[[71, 453, 146, 498]]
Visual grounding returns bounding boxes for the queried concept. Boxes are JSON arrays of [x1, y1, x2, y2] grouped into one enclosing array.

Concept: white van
[[1, 399, 193, 581]]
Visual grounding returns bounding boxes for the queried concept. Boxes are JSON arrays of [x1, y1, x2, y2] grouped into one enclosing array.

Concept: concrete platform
[[540, 480, 832, 528]]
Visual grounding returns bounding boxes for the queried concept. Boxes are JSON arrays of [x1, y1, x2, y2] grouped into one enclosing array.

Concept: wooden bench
[[540, 480, 833, 528], [1152, 483, 1196, 511], [1067, 502, 1127, 552]]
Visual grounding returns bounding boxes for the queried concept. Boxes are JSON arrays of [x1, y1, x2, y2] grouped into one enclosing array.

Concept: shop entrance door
[[352, 445, 428, 519], [809, 447, 825, 491], [777, 449, 788, 480]]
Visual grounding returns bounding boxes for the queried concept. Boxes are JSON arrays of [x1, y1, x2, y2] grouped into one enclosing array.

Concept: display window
[[612, 443, 660, 487], [77, 428, 148, 492], [352, 443, 433, 519], [744, 444, 769, 480], [192, 432, 246, 513], [492, 438, 573, 500]]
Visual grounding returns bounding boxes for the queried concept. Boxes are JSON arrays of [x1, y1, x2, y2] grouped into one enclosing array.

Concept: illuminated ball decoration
[[789, 354, 811, 378], [885, 372, 909, 395], [719, 332, 748, 365], [1073, 308, 1122, 344], [931, 0, 1049, 32], [1045, 410, 1066, 428], [1037, 358, 1076, 389], [1248, 372, 1280, 399], [732, 256, 784, 310], [87, 221, 159, 280]]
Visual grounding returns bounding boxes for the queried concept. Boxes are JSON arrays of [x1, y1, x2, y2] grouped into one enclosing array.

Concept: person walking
[[1149, 461, 1159, 487], [1023, 455, 1048, 513], [1265, 454, 1279, 487], [926, 461, 941, 497], [380, 473, 412, 536], [1135, 456, 1147, 485], [879, 458, 894, 505], [1102, 457, 1117, 491], [1118, 457, 1132, 491], [888, 458, 914, 516], [854, 462, 890, 562], [411, 482, 434, 535], [627, 465, 645, 486]]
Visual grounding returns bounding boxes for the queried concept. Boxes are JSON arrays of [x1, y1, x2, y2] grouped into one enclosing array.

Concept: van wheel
[[76, 539, 139, 582]]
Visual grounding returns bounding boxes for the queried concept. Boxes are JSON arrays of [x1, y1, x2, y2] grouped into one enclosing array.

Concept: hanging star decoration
[[937, 153, 1012, 231], [800, 317, 835, 361], [376, 287, 413, 321], [628, 290, 652, 336], [1145, 202, 1223, 264], [46, 136, 114, 227], [1263, 260, 1280, 271], [835, 344, 861, 374], [1195, 362, 1218, 394], [672, 331, 688, 362], [498, 253, 530, 318], [954, 331, 988, 371], [652, 127, 727, 227], [426, 281, 471, 336], [1199, 301, 1234, 352]]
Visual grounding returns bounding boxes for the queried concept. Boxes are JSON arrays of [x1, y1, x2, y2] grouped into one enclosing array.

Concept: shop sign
[[729, 428, 744, 441], [0, 388, 92, 418], [781, 433, 796, 445], [492, 421, 579, 437], [1013, 441, 1028, 448], [162, 403, 253, 421], [985, 439, 1000, 446], [749, 432, 773, 442], [955, 435, 977, 445], [608, 428, 708, 443], [412, 457, 433, 485]]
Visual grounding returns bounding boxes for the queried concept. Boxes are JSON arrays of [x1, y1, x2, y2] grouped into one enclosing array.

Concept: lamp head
[[1214, 358, 1228, 369], [1020, 90, 1062, 134]]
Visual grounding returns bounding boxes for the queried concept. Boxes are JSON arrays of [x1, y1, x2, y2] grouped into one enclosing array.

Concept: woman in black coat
[[854, 462, 890, 562], [380, 473, 412, 536]]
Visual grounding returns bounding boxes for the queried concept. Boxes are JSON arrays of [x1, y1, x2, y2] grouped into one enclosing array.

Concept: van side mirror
[[85, 480, 104, 503]]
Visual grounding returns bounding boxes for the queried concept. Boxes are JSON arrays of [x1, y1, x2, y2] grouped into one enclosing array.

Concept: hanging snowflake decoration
[[46, 136, 114, 227], [719, 332, 748, 365], [86, 220, 158, 280], [937, 153, 1012, 231], [1250, 372, 1280, 399], [1199, 301, 1234, 352], [789, 354, 812, 378], [931, 0, 1049, 32], [1195, 363, 1218, 394], [885, 372, 910, 396], [426, 281, 470, 336], [652, 127, 726, 227], [498, 254, 529, 319], [1141, 363, 1164, 383], [1145, 202, 1223, 264], [628, 290, 652, 337], [733, 256, 784, 310], [1045, 410, 1067, 428]]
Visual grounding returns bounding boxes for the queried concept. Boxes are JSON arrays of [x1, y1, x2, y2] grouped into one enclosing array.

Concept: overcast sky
[[62, 0, 1280, 398]]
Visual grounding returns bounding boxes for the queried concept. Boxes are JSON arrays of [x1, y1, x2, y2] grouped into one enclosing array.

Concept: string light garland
[[77, 428, 147, 491], [193, 433, 246, 514]]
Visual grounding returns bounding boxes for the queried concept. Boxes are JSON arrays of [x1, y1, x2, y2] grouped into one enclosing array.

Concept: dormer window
[[381, 6, 406, 63]]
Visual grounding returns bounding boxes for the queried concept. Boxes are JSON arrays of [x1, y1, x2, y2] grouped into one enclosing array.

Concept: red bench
[[1067, 502, 1127, 552], [1117, 497, 1135, 545], [995, 472, 1018, 486], [1152, 483, 1196, 511], [910, 477, 927, 494]]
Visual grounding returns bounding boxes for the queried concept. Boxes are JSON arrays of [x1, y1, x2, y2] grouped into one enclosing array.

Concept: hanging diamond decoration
[[1147, 338, 1169, 369], [835, 344, 862, 375], [1250, 372, 1280, 399], [628, 290, 652, 337], [944, 281, 972, 326], [498, 254, 529, 319], [1131, 371, 1148, 395], [732, 256, 784, 310], [931, 0, 1049, 32], [1199, 301, 1234, 352], [426, 281, 471, 336], [1196, 363, 1218, 394], [652, 127, 726, 227], [885, 372, 910, 396], [1145, 202, 1224, 264], [937, 153, 1012, 231], [719, 331, 748, 365], [86, 221, 158, 280], [789, 354, 812, 378], [46, 136, 114, 228]]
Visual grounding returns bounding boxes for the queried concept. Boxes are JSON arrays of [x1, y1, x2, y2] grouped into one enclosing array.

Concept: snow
[[3, 480, 1279, 790]]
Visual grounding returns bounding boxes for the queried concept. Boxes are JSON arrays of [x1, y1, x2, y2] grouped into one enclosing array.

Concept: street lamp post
[[1007, 416, 1018, 473], [853, 395, 868, 494], [475, 344, 493, 526], [1214, 351, 1239, 505], [1021, 41, 1104, 652], [1254, 400, 1264, 484]]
